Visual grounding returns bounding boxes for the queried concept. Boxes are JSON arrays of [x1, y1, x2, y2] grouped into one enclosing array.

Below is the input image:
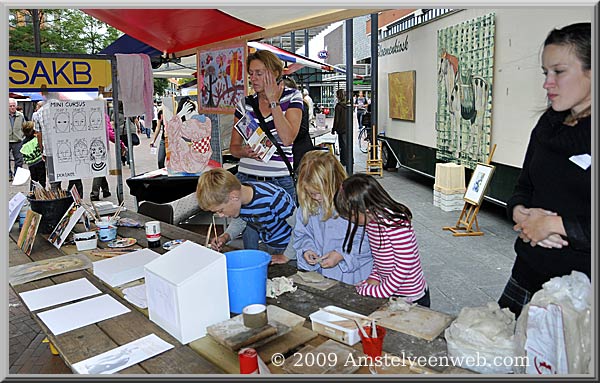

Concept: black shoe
[[90, 195, 100, 201], [103, 191, 112, 198]]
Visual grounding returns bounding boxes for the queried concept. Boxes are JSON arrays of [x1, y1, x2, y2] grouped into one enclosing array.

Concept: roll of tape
[[242, 304, 268, 328]]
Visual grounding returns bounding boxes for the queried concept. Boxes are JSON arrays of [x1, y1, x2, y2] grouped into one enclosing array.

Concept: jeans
[[157, 139, 166, 169], [235, 172, 296, 249], [91, 177, 111, 198], [9, 141, 24, 178]]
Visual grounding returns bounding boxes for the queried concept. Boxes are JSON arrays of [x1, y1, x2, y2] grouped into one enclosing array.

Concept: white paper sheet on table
[[37, 294, 130, 335], [72, 333, 174, 374], [19, 278, 101, 311], [122, 283, 147, 309]]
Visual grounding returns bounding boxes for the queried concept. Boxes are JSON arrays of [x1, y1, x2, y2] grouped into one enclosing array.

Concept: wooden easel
[[443, 144, 497, 237], [365, 125, 383, 177]]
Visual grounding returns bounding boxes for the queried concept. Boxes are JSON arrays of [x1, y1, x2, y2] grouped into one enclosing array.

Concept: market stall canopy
[[248, 41, 343, 75], [83, 8, 378, 56], [100, 34, 162, 57]]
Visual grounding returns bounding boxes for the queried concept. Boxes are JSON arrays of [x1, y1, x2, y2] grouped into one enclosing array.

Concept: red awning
[[83, 9, 377, 55], [84, 9, 263, 54]]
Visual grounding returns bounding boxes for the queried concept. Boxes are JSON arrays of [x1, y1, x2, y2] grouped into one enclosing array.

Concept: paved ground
[[7, 113, 517, 374]]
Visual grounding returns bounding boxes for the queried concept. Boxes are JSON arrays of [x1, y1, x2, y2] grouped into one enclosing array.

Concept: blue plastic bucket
[[224, 250, 271, 314]]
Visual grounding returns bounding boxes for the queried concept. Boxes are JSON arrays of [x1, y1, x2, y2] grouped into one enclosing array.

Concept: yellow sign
[[9, 56, 112, 92]]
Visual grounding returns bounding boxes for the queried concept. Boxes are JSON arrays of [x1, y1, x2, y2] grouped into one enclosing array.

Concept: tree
[[154, 78, 169, 99], [9, 9, 121, 54]]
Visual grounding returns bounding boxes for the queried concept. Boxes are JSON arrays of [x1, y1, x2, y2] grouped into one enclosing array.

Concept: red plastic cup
[[238, 347, 259, 374], [359, 325, 386, 359]]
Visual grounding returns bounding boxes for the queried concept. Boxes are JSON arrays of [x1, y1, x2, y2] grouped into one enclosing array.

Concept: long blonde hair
[[296, 150, 347, 223]]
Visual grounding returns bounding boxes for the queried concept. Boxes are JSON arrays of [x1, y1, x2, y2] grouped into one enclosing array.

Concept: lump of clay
[[297, 271, 325, 283], [266, 277, 297, 298]]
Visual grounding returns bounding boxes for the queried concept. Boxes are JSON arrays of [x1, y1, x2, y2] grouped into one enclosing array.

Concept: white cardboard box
[[309, 306, 361, 346], [144, 241, 230, 344], [93, 248, 160, 287]]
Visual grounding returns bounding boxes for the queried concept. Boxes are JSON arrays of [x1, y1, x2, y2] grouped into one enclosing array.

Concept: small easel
[[365, 125, 383, 177], [443, 144, 497, 237]]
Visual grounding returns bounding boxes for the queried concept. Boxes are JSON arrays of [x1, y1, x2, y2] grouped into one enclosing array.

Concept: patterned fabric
[[191, 136, 211, 154], [235, 88, 303, 177], [356, 215, 427, 300], [239, 181, 295, 249]]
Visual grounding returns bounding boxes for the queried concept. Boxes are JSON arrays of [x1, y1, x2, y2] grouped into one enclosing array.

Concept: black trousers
[[28, 161, 46, 191]]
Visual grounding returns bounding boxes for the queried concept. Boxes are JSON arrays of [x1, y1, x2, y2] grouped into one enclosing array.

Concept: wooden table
[[9, 209, 460, 375]]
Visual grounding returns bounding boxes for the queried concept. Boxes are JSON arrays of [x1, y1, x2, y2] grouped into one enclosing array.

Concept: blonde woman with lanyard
[[213, 50, 303, 255]]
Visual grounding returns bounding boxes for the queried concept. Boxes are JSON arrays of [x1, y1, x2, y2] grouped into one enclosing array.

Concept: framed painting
[[463, 163, 495, 206], [388, 70, 416, 121], [198, 44, 246, 114]]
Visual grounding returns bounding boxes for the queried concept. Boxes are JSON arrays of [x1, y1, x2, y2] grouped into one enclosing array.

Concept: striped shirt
[[356, 215, 427, 300], [235, 88, 304, 177], [239, 182, 295, 249]]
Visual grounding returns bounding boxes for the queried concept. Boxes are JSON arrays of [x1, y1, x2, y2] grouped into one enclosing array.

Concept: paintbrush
[[371, 319, 378, 338], [110, 201, 125, 221], [205, 222, 213, 247], [354, 318, 369, 338], [212, 215, 218, 243]]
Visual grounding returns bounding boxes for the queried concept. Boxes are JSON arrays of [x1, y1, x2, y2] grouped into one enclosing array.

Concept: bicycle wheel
[[358, 128, 369, 153]]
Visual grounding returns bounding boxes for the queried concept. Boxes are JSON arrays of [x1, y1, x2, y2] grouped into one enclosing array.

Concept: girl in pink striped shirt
[[334, 174, 430, 307]]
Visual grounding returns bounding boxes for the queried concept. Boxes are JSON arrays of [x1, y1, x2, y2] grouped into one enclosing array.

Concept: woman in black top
[[498, 23, 591, 317]]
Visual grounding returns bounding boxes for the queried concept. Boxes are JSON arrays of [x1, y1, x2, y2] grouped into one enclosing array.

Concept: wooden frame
[[388, 70, 416, 121], [463, 163, 495, 206]]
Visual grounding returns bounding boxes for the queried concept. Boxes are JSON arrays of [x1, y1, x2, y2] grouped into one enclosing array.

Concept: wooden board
[[190, 326, 318, 374], [290, 272, 339, 291], [206, 305, 302, 352], [282, 339, 362, 374], [369, 303, 454, 341], [207, 321, 279, 352]]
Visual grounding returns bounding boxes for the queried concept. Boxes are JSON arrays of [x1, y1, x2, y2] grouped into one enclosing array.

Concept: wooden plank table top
[[8, 217, 223, 375], [9, 209, 457, 375]]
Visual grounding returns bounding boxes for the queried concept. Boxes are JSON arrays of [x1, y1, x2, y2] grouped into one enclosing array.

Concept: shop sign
[[378, 35, 409, 57], [318, 50, 328, 59], [9, 55, 112, 92]]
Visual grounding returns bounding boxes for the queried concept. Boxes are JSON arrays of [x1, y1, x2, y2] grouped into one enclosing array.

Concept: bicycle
[[357, 126, 399, 171]]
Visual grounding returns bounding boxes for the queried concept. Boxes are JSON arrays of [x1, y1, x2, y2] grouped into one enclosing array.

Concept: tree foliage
[[154, 78, 169, 98], [9, 9, 121, 54]]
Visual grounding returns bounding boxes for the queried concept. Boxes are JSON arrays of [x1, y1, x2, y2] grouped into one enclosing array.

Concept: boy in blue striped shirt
[[197, 168, 295, 257]]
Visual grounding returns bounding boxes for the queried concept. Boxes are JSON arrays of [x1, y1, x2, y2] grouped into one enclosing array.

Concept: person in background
[[20, 121, 46, 191], [354, 91, 368, 128], [9, 98, 25, 182], [228, 50, 302, 250], [31, 101, 44, 130], [151, 108, 165, 168], [335, 173, 430, 307], [152, 101, 159, 133], [294, 151, 372, 284], [91, 113, 127, 201], [498, 23, 591, 317], [197, 168, 295, 259], [302, 88, 315, 126], [332, 89, 349, 167]]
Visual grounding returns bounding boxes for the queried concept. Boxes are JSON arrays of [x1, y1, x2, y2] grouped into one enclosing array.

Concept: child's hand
[[210, 233, 230, 251], [271, 254, 289, 264], [365, 278, 380, 286], [303, 250, 320, 265], [320, 251, 343, 268]]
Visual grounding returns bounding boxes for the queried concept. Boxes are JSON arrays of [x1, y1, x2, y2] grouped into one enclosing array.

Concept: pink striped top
[[356, 215, 427, 301]]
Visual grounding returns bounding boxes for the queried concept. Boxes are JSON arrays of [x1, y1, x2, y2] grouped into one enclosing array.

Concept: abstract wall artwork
[[41, 100, 109, 182], [436, 13, 495, 169], [198, 44, 246, 114], [388, 70, 416, 121]]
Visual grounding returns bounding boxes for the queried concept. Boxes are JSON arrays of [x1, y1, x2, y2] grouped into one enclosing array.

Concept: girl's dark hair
[[544, 22, 591, 70], [334, 173, 412, 253]]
